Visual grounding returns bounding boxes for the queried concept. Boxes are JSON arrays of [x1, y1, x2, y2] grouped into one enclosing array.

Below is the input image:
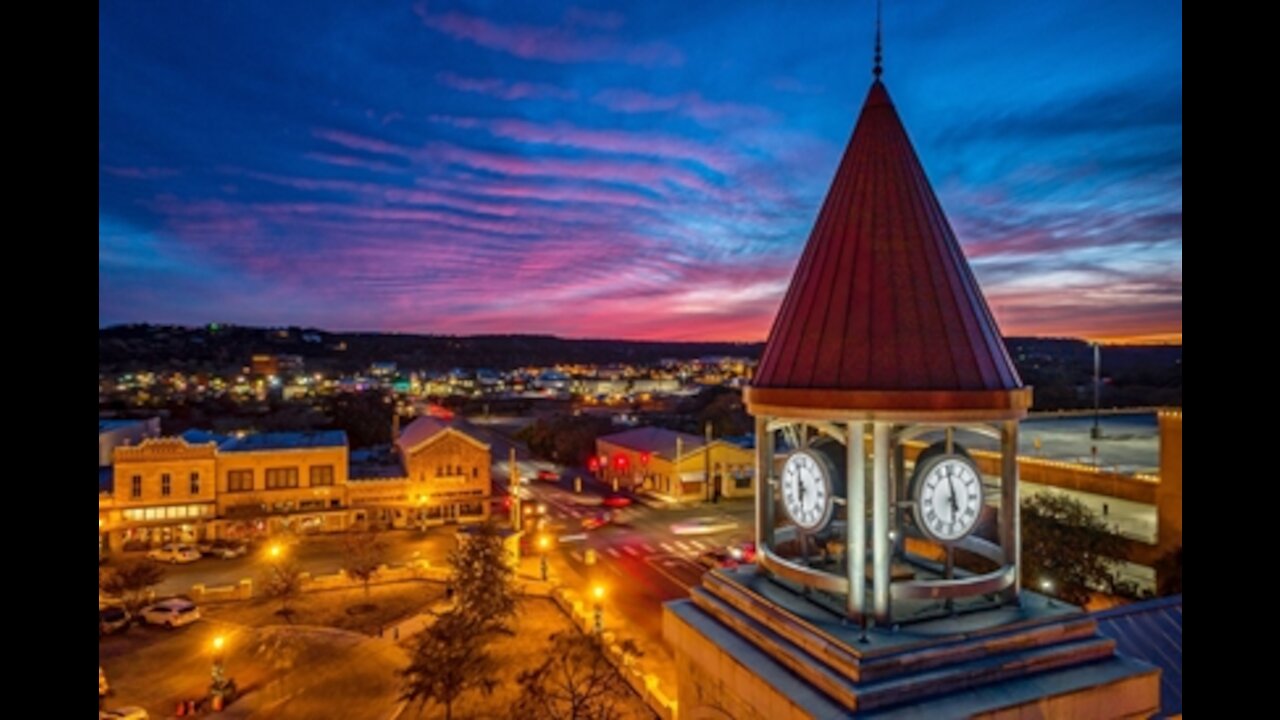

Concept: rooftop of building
[[1093, 594, 1182, 716], [598, 426, 750, 458], [349, 445, 407, 481], [218, 430, 348, 452], [99, 418, 148, 433], [396, 415, 491, 452]]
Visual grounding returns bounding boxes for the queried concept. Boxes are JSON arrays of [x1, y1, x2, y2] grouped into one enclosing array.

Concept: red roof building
[[746, 80, 1030, 419]]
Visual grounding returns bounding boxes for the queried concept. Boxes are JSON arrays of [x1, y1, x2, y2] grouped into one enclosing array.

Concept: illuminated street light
[[268, 543, 283, 561], [592, 584, 606, 635], [1040, 578, 1056, 607], [537, 535, 550, 582], [209, 634, 235, 709]]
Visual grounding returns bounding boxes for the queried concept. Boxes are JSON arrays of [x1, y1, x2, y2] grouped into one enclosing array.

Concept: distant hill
[[98, 325, 1180, 409], [97, 324, 765, 374]]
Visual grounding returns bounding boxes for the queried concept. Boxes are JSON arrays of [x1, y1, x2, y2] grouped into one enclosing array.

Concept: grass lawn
[[204, 579, 445, 635]]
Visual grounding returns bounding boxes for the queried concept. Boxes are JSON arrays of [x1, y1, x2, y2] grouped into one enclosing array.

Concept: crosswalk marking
[[674, 541, 692, 553], [622, 545, 640, 557], [570, 550, 584, 563], [690, 540, 708, 551], [606, 547, 622, 558], [641, 543, 656, 553], [660, 542, 675, 553]]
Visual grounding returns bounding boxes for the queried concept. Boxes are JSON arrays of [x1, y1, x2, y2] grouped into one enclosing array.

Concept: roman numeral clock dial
[[781, 450, 833, 531], [913, 455, 983, 542]]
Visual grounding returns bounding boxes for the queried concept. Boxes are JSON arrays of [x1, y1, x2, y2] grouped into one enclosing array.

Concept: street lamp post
[[591, 584, 605, 635], [1041, 578, 1056, 607], [537, 535, 550, 582], [209, 635, 236, 709]]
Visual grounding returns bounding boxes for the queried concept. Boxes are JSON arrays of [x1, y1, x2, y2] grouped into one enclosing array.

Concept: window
[[735, 475, 752, 490], [190, 472, 200, 495], [436, 466, 443, 477], [265, 467, 300, 489], [309, 465, 335, 487], [131, 475, 142, 498], [472, 467, 479, 478], [227, 470, 254, 492], [161, 473, 171, 497]]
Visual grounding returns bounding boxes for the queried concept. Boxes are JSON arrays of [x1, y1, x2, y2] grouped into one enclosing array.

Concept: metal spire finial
[[873, 0, 883, 79]]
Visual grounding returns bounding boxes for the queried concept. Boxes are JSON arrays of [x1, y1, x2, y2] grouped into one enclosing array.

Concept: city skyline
[[100, 1, 1182, 344]]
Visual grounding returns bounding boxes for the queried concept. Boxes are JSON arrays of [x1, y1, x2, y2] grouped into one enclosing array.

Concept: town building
[[215, 431, 350, 539], [596, 426, 754, 501], [99, 419, 493, 551], [98, 417, 161, 467], [348, 416, 493, 528]]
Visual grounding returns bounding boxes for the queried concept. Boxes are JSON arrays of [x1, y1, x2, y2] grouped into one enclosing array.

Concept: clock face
[[915, 456, 983, 542], [780, 450, 832, 531]]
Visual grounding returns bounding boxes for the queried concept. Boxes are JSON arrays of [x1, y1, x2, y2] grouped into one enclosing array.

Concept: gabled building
[[596, 426, 754, 501], [347, 416, 492, 528]]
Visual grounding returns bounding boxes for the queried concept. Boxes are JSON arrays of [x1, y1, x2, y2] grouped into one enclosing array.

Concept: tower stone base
[[664, 566, 1159, 719]]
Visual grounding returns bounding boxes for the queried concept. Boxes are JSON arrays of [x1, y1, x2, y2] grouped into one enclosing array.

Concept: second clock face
[[780, 450, 832, 531], [916, 456, 983, 542]]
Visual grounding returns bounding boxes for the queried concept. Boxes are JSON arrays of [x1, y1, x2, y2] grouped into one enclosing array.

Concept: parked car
[[537, 469, 560, 482], [139, 598, 201, 629], [582, 512, 613, 531], [146, 544, 201, 564], [99, 606, 130, 636], [200, 540, 248, 560], [100, 707, 150, 720], [601, 494, 632, 509], [670, 516, 739, 536]]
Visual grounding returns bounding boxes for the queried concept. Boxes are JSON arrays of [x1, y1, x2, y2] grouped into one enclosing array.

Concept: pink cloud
[[429, 115, 736, 174], [435, 72, 578, 101], [592, 89, 775, 126], [414, 4, 683, 68]]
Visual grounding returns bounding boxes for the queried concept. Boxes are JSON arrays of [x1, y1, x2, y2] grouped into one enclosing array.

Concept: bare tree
[[100, 558, 166, 616], [449, 520, 517, 634], [1021, 493, 1126, 606], [262, 556, 304, 620], [343, 526, 388, 605], [512, 630, 641, 720], [400, 610, 497, 720]]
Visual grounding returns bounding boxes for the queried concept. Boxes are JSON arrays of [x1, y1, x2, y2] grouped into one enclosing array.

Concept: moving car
[[146, 544, 201, 564], [200, 539, 248, 559], [696, 541, 757, 569], [601, 494, 632, 509], [99, 606, 130, 636], [582, 512, 613, 531], [670, 516, 739, 536], [100, 707, 150, 720], [536, 469, 560, 482], [139, 598, 201, 628]]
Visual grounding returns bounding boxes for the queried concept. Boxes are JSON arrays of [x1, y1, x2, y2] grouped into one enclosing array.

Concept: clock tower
[[662, 22, 1162, 720]]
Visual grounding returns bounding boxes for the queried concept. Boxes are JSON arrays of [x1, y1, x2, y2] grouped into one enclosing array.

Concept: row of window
[[131, 472, 201, 499], [129, 466, 337, 497], [227, 465, 335, 492], [122, 504, 213, 522], [435, 465, 480, 478]]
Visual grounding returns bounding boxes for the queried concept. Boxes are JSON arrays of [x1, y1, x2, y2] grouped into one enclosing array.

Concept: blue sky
[[99, 1, 1182, 342]]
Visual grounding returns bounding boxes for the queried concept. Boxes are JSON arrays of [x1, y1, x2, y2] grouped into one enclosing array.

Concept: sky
[[99, 1, 1182, 344]]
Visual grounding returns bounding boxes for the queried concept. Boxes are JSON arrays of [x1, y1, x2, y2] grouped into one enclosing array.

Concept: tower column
[[846, 421, 867, 618], [872, 421, 891, 622], [1000, 420, 1020, 601], [755, 415, 774, 552]]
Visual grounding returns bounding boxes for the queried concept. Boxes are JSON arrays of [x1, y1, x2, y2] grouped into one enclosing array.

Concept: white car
[[146, 544, 201, 564], [140, 598, 201, 628], [670, 516, 740, 536], [100, 708, 149, 720]]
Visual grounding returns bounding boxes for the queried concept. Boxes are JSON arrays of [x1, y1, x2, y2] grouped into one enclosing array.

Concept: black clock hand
[[947, 476, 959, 520]]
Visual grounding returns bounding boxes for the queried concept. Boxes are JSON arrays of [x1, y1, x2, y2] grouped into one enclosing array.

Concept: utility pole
[[704, 421, 713, 503], [1091, 343, 1102, 440], [509, 447, 521, 529]]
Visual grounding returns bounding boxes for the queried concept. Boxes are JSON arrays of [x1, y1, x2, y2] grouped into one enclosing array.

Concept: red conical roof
[[747, 81, 1029, 418]]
